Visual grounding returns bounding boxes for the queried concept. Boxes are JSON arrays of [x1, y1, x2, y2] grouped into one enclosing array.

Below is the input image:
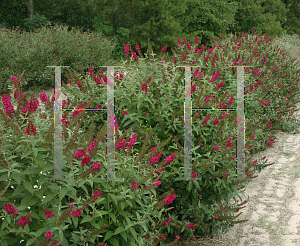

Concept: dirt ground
[[170, 101, 300, 246]]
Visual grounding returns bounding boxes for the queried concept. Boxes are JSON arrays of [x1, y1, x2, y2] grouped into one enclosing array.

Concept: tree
[[279, 0, 300, 36], [224, 0, 287, 41], [28, 0, 119, 34], [260, 0, 300, 37], [27, 0, 34, 20], [175, 0, 239, 48], [0, 0, 28, 30]]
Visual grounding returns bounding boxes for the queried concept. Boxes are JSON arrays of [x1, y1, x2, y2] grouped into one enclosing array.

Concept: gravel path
[[187, 102, 300, 246]]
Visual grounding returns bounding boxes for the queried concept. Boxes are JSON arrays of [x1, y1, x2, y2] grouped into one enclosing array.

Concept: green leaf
[[124, 223, 134, 231], [33, 155, 46, 168], [193, 180, 200, 189], [22, 166, 36, 175], [187, 180, 192, 192], [92, 223, 101, 229], [30, 211, 40, 220], [1, 217, 8, 230], [25, 238, 35, 246], [126, 200, 133, 207], [80, 184, 88, 195], [31, 139, 37, 148], [11, 185, 24, 197], [32, 148, 38, 158], [21, 195, 39, 207], [181, 226, 185, 233], [212, 225, 218, 236], [108, 237, 120, 246], [135, 211, 140, 220], [81, 215, 92, 224], [11, 172, 21, 185], [48, 183, 60, 192], [123, 120, 132, 128], [120, 201, 127, 210], [113, 226, 125, 236], [120, 231, 128, 242], [59, 187, 69, 201], [96, 210, 109, 218], [35, 228, 46, 238], [119, 99, 128, 110], [181, 191, 189, 203], [118, 209, 129, 219], [129, 227, 138, 241], [139, 221, 148, 232], [6, 155, 20, 161], [95, 197, 105, 204], [72, 216, 78, 229], [129, 241, 138, 246], [86, 179, 93, 188], [77, 180, 85, 188], [109, 213, 116, 223], [42, 193, 56, 204], [133, 199, 143, 208], [137, 98, 141, 111], [23, 181, 33, 195], [103, 230, 114, 242], [38, 175, 47, 186], [109, 193, 118, 207], [34, 190, 43, 200], [6, 215, 11, 224], [21, 150, 32, 159], [0, 168, 9, 173], [1, 239, 8, 246]]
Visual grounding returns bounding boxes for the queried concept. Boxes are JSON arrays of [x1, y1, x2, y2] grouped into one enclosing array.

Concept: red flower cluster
[[4, 202, 19, 216]]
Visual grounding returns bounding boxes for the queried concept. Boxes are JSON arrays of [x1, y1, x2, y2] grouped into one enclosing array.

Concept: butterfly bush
[[1, 30, 300, 244], [0, 74, 185, 245]]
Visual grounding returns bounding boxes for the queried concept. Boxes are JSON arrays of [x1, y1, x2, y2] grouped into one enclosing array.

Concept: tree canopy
[[1, 0, 299, 59]]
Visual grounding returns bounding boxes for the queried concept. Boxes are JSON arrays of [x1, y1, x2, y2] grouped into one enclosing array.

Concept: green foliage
[[0, 22, 119, 96], [24, 0, 95, 34], [258, 0, 290, 26], [2, 0, 299, 65], [225, 0, 287, 41], [1, 0, 300, 243], [280, 0, 300, 36], [0, 0, 28, 31], [270, 33, 300, 134], [121, 0, 190, 57], [20, 12, 51, 33], [177, 0, 239, 49], [39, 30, 300, 243], [1, 30, 300, 244], [0, 84, 178, 245], [91, 14, 114, 37]]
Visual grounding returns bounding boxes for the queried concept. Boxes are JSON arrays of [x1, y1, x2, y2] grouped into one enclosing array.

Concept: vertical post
[[98, 66, 124, 181], [45, 65, 124, 182], [44, 64, 252, 182], [46, 66, 71, 181], [229, 66, 247, 180], [175, 65, 252, 181], [228, 65, 253, 180], [175, 66, 201, 181], [27, 0, 34, 20]]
